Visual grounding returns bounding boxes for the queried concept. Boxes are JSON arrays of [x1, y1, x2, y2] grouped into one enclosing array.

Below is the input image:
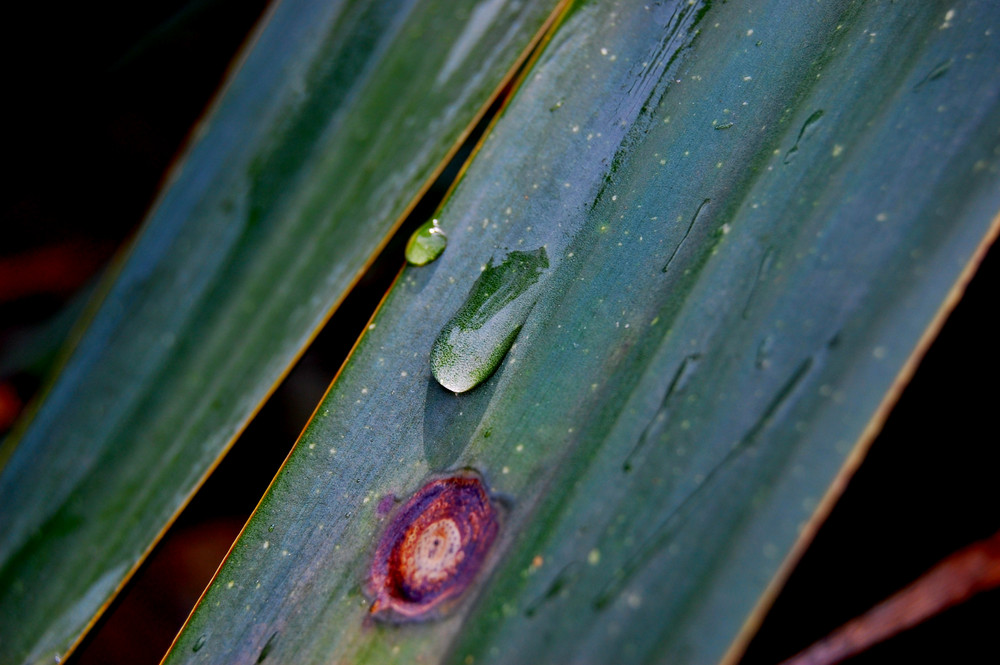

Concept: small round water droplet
[[193, 634, 207, 652], [406, 218, 448, 265]]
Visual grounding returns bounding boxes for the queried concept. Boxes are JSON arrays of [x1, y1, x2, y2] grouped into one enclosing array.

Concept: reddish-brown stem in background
[[780, 529, 1000, 665], [0, 241, 113, 302]]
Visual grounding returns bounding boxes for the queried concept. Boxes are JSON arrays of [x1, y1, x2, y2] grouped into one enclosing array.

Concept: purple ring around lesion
[[367, 473, 500, 621]]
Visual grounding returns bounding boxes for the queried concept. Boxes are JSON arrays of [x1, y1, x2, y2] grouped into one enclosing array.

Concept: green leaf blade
[[0, 1, 562, 662], [450, 2, 1000, 664], [142, 0, 1000, 663]]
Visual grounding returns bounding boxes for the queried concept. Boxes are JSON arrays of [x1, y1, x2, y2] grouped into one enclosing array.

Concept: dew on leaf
[[663, 199, 710, 273], [913, 58, 953, 91], [756, 334, 776, 370], [742, 246, 775, 319], [405, 218, 448, 266], [598, 357, 817, 610], [431, 247, 549, 392], [622, 353, 702, 472], [783, 109, 824, 164]]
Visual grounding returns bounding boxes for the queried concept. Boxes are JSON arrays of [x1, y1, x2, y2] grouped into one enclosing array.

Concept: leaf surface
[[164, 0, 1000, 663], [0, 1, 562, 662], [162, 0, 1000, 663]]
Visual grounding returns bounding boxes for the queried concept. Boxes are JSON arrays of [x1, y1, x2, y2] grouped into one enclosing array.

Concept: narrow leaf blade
[[0, 1, 562, 662], [166, 0, 1000, 663]]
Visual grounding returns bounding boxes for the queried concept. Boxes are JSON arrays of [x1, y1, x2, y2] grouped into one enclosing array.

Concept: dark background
[[1, 1, 996, 663]]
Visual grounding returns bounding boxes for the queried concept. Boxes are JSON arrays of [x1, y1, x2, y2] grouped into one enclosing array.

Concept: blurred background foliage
[[1, 1, 996, 664]]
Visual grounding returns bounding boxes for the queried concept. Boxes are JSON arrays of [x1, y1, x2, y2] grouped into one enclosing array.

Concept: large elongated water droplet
[[406, 218, 448, 265], [431, 247, 549, 392]]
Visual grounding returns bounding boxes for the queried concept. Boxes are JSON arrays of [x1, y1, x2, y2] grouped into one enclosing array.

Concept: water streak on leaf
[[743, 247, 776, 319], [662, 199, 710, 274], [595, 355, 816, 610], [622, 353, 702, 472], [912, 58, 954, 91], [783, 109, 825, 164]]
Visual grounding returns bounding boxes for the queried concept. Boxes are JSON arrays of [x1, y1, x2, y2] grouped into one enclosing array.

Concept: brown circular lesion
[[367, 474, 499, 620]]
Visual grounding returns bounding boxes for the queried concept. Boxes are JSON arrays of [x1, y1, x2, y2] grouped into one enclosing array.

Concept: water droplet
[[193, 634, 207, 652], [367, 474, 499, 620], [431, 247, 549, 392], [599, 358, 818, 611], [623, 353, 702, 471], [406, 218, 448, 265], [914, 58, 953, 90], [742, 247, 775, 318], [783, 109, 824, 164], [756, 334, 775, 369], [663, 200, 710, 274], [268, 524, 274, 532]]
